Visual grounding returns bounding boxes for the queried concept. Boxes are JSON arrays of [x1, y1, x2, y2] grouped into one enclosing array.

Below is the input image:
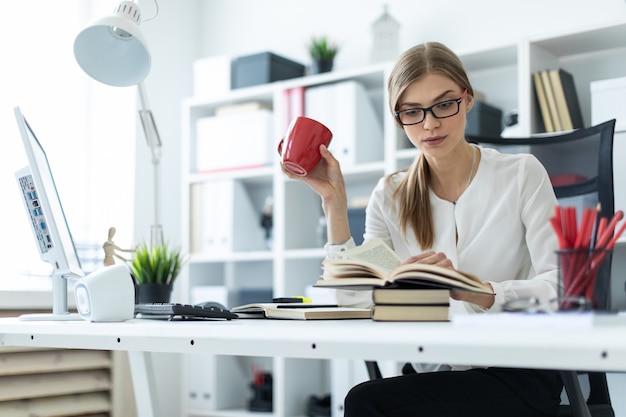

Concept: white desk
[[1, 316, 626, 416]]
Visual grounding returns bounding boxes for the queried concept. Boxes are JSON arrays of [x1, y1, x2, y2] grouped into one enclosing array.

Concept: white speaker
[[74, 264, 135, 322]]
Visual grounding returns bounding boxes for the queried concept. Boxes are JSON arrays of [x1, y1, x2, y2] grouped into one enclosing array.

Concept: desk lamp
[[73, 0, 164, 248]]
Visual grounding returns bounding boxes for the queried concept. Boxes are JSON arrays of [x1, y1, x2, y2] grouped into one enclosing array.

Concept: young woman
[[281, 42, 563, 416]]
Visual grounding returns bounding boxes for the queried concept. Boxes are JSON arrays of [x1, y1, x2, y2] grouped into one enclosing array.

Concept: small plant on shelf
[[308, 35, 339, 61]]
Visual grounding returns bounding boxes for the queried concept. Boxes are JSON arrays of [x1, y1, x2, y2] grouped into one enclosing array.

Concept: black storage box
[[232, 52, 305, 89], [466, 101, 503, 137]]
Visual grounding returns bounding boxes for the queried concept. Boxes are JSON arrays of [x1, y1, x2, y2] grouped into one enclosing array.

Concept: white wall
[[197, 0, 626, 72], [148, 0, 626, 250], [139, 1, 626, 415]]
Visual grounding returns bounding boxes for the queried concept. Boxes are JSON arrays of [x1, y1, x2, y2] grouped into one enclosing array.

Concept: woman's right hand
[[280, 144, 347, 208]]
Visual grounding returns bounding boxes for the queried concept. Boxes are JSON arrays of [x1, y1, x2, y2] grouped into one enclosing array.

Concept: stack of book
[[316, 239, 493, 321], [532, 68, 583, 133], [371, 286, 450, 321]]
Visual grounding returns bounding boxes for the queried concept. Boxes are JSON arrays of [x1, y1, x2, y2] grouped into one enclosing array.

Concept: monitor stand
[[19, 273, 82, 321]]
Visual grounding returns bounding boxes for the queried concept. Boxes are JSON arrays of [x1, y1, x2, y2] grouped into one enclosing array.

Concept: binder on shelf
[[548, 68, 584, 131], [305, 80, 383, 168], [283, 86, 306, 131], [195, 109, 274, 173], [196, 180, 266, 255]]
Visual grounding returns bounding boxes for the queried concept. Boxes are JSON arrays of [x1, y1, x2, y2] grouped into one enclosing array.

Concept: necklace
[[466, 144, 477, 189]]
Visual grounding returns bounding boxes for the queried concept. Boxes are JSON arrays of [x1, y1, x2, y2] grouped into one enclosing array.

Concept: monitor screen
[[14, 106, 84, 320]]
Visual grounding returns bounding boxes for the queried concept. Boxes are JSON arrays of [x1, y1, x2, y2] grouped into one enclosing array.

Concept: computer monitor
[[13, 106, 84, 321]]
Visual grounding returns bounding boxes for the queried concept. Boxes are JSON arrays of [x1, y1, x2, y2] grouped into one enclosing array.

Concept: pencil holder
[[556, 248, 611, 310]]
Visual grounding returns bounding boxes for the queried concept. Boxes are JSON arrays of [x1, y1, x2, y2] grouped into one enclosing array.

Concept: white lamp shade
[[74, 13, 151, 87]]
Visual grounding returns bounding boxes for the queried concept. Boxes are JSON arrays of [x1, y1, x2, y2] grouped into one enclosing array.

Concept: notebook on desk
[[231, 303, 371, 320]]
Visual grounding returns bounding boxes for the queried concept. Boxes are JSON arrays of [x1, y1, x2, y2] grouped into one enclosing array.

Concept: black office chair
[[365, 119, 617, 417], [468, 119, 616, 417]]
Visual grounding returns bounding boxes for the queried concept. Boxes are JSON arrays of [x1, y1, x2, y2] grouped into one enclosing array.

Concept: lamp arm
[[137, 81, 162, 165], [137, 81, 163, 247]]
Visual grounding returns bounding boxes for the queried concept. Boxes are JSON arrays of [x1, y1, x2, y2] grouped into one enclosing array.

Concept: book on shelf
[[316, 238, 493, 294], [532, 71, 555, 133], [533, 68, 584, 133], [231, 303, 371, 320], [548, 68, 584, 131], [540, 70, 562, 132], [371, 304, 449, 322]]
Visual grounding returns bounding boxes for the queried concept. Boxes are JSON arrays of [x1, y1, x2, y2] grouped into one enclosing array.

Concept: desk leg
[[128, 351, 158, 417]]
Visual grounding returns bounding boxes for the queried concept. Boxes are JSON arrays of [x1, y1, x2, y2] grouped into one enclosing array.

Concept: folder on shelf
[[283, 86, 306, 132], [305, 80, 383, 168], [192, 180, 266, 254], [195, 109, 274, 172]]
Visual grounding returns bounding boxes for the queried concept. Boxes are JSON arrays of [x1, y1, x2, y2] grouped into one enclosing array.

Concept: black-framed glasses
[[502, 296, 592, 314], [395, 89, 468, 126]]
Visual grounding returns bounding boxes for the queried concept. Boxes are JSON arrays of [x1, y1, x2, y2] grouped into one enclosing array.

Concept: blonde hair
[[386, 42, 474, 249]]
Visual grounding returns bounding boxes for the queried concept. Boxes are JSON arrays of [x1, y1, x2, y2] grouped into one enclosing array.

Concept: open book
[[316, 239, 493, 294], [231, 303, 371, 320]]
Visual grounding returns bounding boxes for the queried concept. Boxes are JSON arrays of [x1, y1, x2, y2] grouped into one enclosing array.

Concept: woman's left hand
[[451, 284, 495, 310], [404, 252, 495, 310]]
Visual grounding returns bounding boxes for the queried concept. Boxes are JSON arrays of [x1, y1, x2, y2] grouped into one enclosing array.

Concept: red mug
[[277, 116, 333, 176]]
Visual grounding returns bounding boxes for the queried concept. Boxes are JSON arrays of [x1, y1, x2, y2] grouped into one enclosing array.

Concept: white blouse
[[327, 146, 560, 316]]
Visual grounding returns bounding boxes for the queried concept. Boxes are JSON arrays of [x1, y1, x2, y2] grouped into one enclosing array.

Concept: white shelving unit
[[179, 20, 626, 417]]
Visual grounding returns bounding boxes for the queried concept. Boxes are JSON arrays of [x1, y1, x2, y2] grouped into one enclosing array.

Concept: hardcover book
[[540, 70, 562, 132], [371, 304, 449, 322], [316, 239, 493, 294], [372, 287, 450, 305], [532, 71, 555, 132]]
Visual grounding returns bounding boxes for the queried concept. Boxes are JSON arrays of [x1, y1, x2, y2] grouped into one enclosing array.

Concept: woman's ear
[[465, 93, 474, 113]]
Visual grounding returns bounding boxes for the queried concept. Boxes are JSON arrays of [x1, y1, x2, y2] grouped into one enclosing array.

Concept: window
[[0, 1, 135, 287]]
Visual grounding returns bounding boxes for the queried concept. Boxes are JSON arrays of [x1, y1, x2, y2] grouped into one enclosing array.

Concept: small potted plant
[[129, 242, 186, 304], [308, 35, 338, 74]]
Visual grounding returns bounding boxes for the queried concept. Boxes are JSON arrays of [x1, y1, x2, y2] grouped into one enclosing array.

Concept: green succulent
[[129, 242, 186, 285], [309, 36, 338, 61]]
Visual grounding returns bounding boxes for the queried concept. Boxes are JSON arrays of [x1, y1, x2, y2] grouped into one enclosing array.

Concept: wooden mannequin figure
[[103, 227, 135, 266]]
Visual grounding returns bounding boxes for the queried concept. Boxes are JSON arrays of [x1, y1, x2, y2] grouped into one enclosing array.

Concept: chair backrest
[[467, 118, 617, 311]]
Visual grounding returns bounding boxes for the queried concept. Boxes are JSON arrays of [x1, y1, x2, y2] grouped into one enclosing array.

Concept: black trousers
[[344, 367, 563, 417]]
